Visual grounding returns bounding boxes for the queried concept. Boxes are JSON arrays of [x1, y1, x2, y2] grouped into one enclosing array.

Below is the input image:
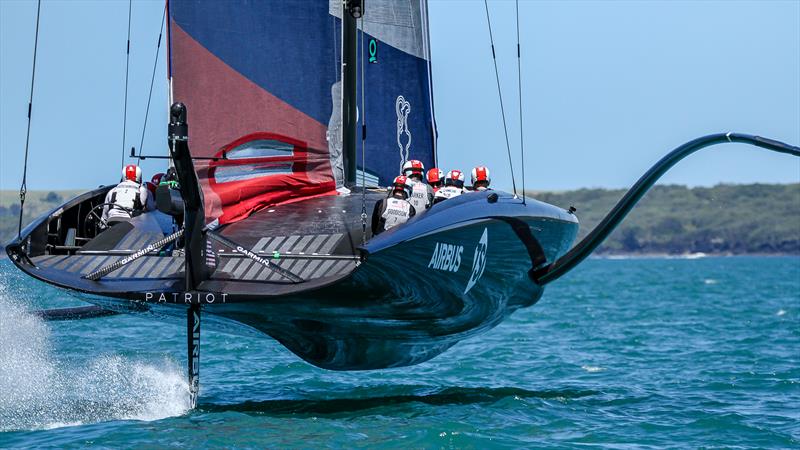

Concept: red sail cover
[[168, 1, 339, 224]]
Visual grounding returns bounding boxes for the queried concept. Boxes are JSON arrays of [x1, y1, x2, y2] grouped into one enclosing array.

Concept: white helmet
[[402, 159, 425, 179], [123, 164, 142, 184], [445, 169, 465, 188], [471, 166, 491, 188]]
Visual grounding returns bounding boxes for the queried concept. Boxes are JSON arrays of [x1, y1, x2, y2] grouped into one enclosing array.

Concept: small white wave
[[704, 279, 718, 285], [685, 252, 707, 259], [776, 309, 787, 316], [41, 421, 84, 430], [581, 365, 605, 373], [0, 294, 189, 431]]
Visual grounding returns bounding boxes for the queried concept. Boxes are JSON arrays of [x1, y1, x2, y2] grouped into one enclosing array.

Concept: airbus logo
[[428, 242, 464, 273], [464, 228, 489, 294]]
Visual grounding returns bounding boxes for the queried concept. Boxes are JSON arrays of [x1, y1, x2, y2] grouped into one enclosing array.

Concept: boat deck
[[22, 191, 387, 297]]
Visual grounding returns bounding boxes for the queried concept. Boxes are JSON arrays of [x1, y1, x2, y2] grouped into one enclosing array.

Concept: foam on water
[[0, 295, 189, 431]]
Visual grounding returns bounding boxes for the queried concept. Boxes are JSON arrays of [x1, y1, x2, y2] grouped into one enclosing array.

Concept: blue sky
[[1, 0, 798, 192]]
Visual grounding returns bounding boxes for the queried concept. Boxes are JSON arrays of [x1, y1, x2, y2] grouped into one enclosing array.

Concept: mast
[[342, 0, 362, 186]]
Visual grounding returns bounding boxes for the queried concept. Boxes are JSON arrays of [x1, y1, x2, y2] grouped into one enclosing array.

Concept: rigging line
[[483, 0, 518, 197], [339, 5, 345, 186], [516, 0, 525, 205], [166, 0, 173, 110], [18, 0, 42, 239], [359, 16, 368, 245], [420, 0, 438, 162], [121, 1, 134, 163], [121, 0, 133, 168], [137, 3, 167, 164]]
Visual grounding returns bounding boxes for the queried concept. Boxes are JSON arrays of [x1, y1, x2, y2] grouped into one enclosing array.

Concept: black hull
[[10, 133, 797, 370], [7, 189, 577, 370]]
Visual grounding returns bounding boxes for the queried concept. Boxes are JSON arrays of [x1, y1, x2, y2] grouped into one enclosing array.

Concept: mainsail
[[346, 0, 438, 185], [168, 0, 437, 225]]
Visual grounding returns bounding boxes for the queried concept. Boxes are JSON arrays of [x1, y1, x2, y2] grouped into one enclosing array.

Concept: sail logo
[[368, 39, 378, 63], [464, 228, 489, 294], [428, 242, 463, 273], [396, 95, 412, 172]]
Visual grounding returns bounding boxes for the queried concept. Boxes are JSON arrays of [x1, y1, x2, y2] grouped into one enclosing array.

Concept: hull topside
[[8, 188, 578, 369]]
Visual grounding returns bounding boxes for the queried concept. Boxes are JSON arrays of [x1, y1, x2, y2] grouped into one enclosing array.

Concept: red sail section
[[169, 19, 336, 224]]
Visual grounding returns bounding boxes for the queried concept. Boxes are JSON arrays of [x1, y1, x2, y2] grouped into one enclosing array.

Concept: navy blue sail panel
[[355, 0, 438, 185], [170, 0, 338, 124]]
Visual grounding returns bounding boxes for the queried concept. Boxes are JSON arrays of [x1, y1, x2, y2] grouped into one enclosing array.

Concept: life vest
[[104, 180, 146, 221], [433, 185, 464, 203], [381, 197, 413, 230], [407, 179, 432, 212]]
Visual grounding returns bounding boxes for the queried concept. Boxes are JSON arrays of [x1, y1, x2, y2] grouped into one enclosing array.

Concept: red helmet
[[391, 175, 412, 199], [445, 169, 465, 188], [145, 181, 157, 195], [471, 166, 491, 188], [123, 164, 142, 183], [151, 172, 165, 185], [426, 168, 444, 186], [402, 160, 425, 178]]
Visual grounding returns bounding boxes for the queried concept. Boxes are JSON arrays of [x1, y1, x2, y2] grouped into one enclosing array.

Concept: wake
[[0, 294, 189, 431]]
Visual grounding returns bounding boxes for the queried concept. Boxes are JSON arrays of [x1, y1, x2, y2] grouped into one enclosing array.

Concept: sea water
[[0, 257, 797, 448]]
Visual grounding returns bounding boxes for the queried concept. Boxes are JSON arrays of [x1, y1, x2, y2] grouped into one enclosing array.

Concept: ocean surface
[[0, 257, 797, 448]]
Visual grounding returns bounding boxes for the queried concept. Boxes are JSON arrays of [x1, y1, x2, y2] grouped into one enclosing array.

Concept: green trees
[[530, 183, 799, 255]]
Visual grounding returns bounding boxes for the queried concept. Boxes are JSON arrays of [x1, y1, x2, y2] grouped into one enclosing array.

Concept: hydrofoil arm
[[533, 133, 800, 285]]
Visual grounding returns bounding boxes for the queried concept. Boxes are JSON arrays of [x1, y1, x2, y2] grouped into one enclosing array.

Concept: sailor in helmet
[[433, 169, 467, 204], [470, 166, 492, 191], [101, 164, 149, 225], [372, 175, 416, 234], [426, 167, 444, 193], [145, 172, 166, 210], [402, 159, 433, 212]]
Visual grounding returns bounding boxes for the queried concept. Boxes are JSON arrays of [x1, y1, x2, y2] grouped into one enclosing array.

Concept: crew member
[[144, 173, 165, 211], [372, 175, 416, 234], [470, 166, 492, 191], [101, 164, 148, 225], [402, 159, 433, 212], [427, 167, 444, 192], [151, 172, 165, 186], [160, 167, 180, 188], [433, 169, 466, 204]]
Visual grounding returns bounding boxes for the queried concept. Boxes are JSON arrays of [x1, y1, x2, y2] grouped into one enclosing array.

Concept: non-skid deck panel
[[32, 255, 183, 279], [114, 230, 164, 251], [212, 232, 354, 282]]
